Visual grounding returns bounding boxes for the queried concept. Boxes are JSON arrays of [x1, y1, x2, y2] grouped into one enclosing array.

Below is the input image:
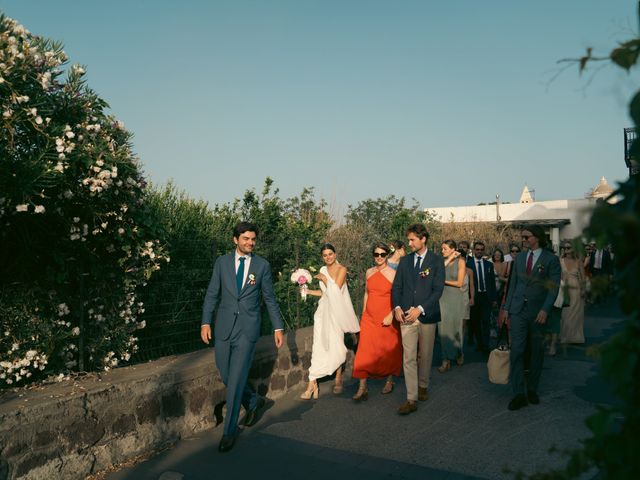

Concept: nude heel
[[300, 382, 318, 400]]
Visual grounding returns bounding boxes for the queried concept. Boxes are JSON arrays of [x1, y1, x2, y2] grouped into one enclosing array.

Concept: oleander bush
[[0, 14, 167, 387]]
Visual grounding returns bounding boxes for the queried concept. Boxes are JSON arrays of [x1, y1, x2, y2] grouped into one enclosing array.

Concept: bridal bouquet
[[291, 268, 313, 301]]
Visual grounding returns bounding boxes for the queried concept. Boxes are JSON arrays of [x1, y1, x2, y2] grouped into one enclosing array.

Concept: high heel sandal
[[300, 382, 319, 400], [381, 379, 394, 394], [456, 354, 464, 366], [437, 361, 451, 373], [352, 386, 368, 402]]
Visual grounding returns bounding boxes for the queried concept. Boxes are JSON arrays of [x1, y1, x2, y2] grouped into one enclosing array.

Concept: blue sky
[[2, 1, 637, 215]]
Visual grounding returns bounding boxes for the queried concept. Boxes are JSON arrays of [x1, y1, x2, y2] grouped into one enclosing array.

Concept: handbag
[[487, 324, 510, 385], [553, 280, 570, 308]]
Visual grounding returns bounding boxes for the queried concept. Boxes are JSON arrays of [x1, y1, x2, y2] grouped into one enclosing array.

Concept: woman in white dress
[[300, 244, 360, 399]]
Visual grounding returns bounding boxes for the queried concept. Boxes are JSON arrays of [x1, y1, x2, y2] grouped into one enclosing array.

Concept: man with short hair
[[458, 240, 470, 259], [504, 226, 561, 411], [201, 221, 284, 452], [391, 224, 445, 415], [467, 241, 497, 355]]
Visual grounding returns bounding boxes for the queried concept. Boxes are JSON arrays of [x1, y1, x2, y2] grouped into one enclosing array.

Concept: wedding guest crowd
[[201, 220, 588, 453]]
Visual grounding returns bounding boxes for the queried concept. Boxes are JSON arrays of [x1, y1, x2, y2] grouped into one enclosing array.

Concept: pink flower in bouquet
[[291, 268, 313, 301]]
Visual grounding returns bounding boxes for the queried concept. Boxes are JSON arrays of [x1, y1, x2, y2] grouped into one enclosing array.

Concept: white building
[[426, 178, 615, 252]]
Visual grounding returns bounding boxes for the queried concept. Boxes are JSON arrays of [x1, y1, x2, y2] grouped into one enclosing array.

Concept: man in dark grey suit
[[504, 225, 560, 411], [201, 221, 284, 452], [467, 241, 497, 355]]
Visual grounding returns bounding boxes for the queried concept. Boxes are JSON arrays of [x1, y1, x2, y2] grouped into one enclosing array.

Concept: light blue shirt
[[527, 248, 542, 270]]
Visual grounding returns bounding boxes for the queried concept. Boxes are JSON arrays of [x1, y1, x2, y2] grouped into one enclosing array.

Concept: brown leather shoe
[[418, 387, 429, 401], [397, 401, 417, 415]]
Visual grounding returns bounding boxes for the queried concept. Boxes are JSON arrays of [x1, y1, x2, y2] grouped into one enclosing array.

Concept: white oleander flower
[[16, 204, 28, 212], [34, 205, 45, 214], [39, 72, 51, 89]]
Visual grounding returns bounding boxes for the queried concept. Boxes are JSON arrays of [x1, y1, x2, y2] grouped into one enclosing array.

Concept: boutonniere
[[537, 264, 545, 273], [247, 273, 256, 285], [419, 267, 431, 278]]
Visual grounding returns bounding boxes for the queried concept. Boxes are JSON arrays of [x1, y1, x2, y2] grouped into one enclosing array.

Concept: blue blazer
[[391, 250, 445, 324], [505, 249, 561, 316], [201, 252, 283, 342], [466, 257, 497, 303]]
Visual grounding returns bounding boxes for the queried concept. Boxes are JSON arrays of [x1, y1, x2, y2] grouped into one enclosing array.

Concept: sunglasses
[[561, 247, 572, 250], [510, 249, 519, 253], [373, 252, 388, 258]]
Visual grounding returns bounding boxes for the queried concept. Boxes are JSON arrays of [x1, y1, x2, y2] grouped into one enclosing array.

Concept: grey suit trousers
[[215, 325, 257, 437], [509, 304, 546, 396]]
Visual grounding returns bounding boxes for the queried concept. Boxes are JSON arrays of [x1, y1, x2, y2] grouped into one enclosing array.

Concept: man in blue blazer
[[466, 241, 497, 355], [201, 221, 284, 452], [504, 226, 560, 411], [391, 224, 445, 415]]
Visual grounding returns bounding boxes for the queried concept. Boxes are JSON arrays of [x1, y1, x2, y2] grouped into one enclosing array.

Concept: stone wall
[[0, 326, 352, 480]]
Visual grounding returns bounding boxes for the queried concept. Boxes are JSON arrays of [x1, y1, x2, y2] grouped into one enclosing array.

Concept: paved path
[[107, 302, 620, 480]]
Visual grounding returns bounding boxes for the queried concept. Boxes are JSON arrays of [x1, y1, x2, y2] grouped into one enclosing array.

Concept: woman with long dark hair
[[300, 244, 360, 399]]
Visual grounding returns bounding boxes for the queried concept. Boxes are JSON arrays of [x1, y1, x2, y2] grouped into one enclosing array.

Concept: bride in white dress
[[300, 244, 360, 399]]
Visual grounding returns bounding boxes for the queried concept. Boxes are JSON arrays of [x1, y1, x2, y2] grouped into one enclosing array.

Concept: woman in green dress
[[437, 240, 467, 372]]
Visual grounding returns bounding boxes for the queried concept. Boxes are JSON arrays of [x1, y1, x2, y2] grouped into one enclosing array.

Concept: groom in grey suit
[[504, 225, 560, 411], [201, 221, 284, 452]]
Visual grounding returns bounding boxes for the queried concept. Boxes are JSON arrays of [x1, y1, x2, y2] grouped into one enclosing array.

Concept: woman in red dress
[[351, 243, 403, 401]]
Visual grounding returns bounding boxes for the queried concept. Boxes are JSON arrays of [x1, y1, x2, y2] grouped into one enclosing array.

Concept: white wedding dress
[[308, 266, 360, 381]]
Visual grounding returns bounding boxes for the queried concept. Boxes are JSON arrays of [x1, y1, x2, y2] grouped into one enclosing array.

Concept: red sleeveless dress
[[352, 270, 403, 378]]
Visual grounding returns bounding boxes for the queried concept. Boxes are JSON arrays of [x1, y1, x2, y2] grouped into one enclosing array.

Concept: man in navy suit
[[467, 241, 497, 355], [504, 226, 560, 411], [201, 221, 284, 452], [391, 224, 445, 415]]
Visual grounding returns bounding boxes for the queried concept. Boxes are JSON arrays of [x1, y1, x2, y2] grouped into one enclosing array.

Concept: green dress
[[438, 260, 465, 360]]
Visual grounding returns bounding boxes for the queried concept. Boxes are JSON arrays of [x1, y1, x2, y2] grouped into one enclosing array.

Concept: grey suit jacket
[[201, 252, 283, 342], [505, 249, 561, 317]]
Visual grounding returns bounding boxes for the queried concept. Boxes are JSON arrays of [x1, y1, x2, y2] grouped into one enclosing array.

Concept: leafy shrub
[[0, 14, 167, 386]]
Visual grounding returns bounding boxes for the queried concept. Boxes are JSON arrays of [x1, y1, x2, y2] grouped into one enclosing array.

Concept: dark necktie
[[526, 252, 534, 274], [236, 257, 245, 293], [414, 255, 422, 275], [477, 260, 485, 291]]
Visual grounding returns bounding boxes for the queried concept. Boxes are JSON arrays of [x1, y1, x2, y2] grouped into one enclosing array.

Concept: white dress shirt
[[475, 258, 486, 292]]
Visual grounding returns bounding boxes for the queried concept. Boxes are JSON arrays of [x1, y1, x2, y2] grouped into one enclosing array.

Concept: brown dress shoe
[[418, 387, 429, 401], [397, 401, 417, 415]]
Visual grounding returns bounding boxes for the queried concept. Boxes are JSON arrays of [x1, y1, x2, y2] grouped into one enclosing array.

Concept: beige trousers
[[400, 321, 436, 401]]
